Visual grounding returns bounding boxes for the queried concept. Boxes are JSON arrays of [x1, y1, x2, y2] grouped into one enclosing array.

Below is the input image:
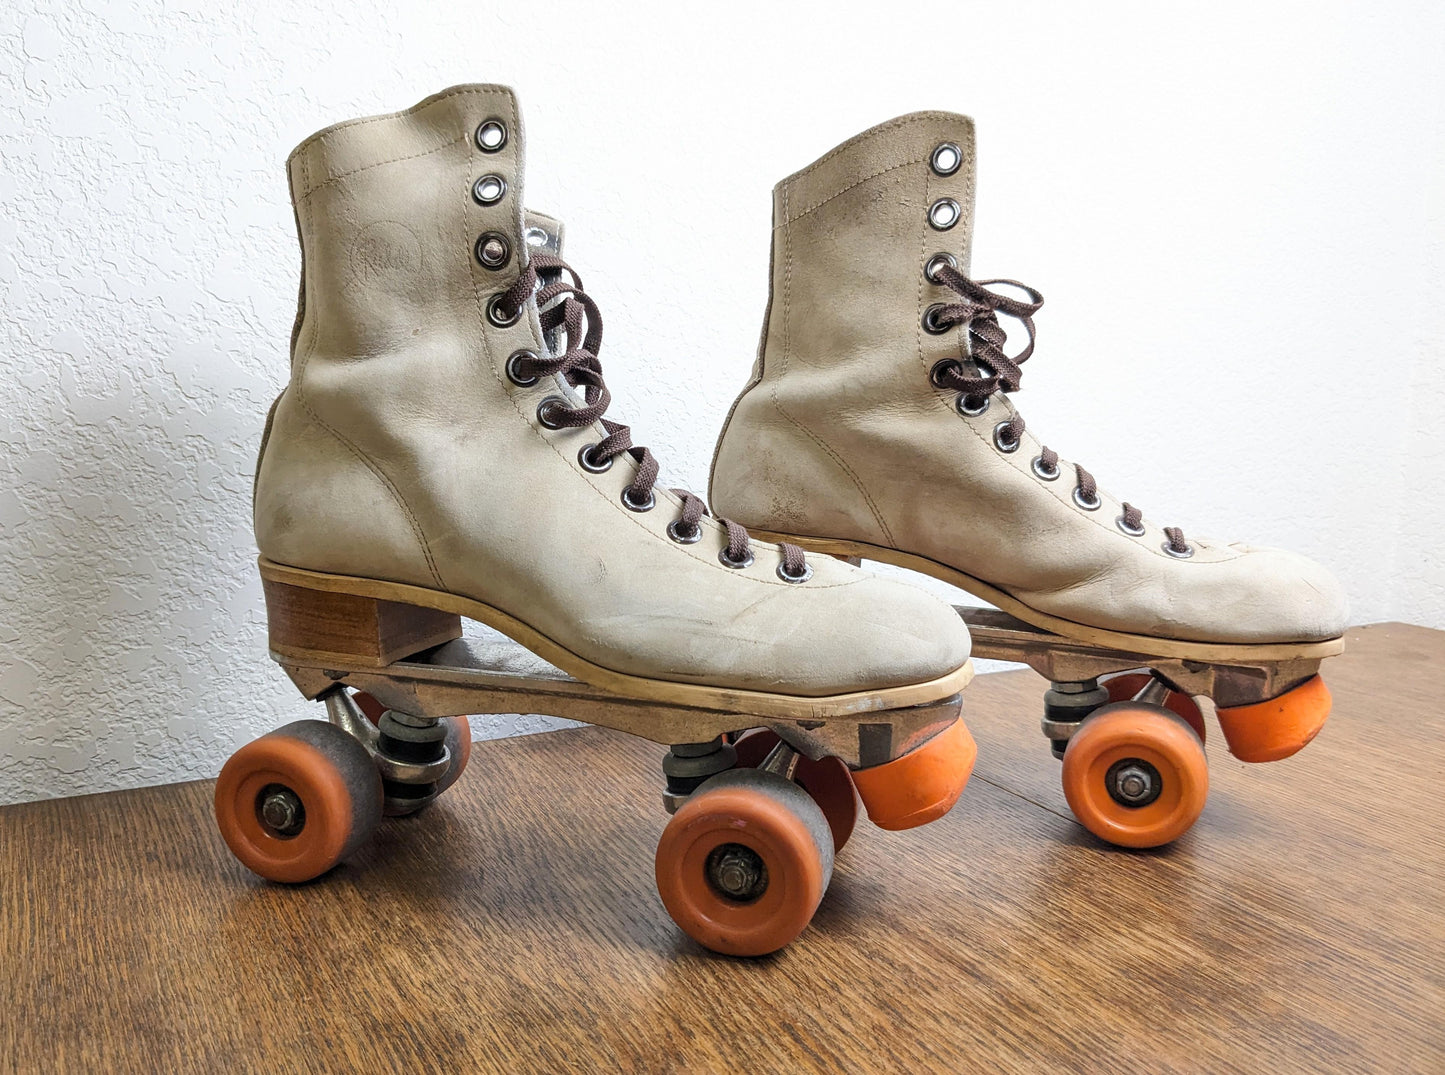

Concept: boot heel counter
[[707, 372, 759, 513], [709, 390, 890, 544], [711, 186, 892, 546], [709, 216, 780, 512], [253, 394, 439, 587], [251, 390, 285, 515], [707, 389, 770, 523]]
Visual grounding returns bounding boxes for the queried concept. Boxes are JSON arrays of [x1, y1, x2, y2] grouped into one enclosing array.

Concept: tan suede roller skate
[[710, 112, 1348, 849], [216, 87, 977, 957]]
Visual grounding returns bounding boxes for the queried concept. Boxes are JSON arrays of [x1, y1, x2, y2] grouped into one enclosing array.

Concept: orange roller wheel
[[850, 717, 976, 831], [1103, 672, 1207, 744], [655, 768, 832, 957], [732, 730, 858, 853], [1215, 675, 1331, 763], [215, 720, 383, 883], [1061, 705, 1208, 848]]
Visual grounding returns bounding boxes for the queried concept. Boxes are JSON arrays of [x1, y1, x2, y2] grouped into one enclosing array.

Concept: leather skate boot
[[709, 112, 1347, 772], [252, 88, 976, 808]]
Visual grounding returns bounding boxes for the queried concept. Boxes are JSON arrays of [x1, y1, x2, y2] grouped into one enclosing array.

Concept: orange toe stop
[[850, 718, 976, 831], [1215, 675, 1332, 763]]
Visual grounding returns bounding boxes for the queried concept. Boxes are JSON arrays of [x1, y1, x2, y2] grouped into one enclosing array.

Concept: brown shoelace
[[927, 265, 1189, 555], [495, 253, 809, 577]]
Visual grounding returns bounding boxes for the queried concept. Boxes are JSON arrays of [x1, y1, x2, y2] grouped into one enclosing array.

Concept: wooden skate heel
[[262, 577, 462, 668]]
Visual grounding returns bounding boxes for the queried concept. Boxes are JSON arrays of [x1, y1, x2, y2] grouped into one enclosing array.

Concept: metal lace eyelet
[[536, 396, 570, 429], [1032, 456, 1060, 481], [930, 142, 962, 177], [956, 393, 990, 417], [718, 546, 755, 570], [929, 360, 959, 389], [1117, 516, 1147, 537], [475, 232, 510, 270], [776, 560, 813, 584], [621, 487, 655, 513], [667, 520, 702, 545], [472, 174, 507, 206], [992, 422, 1020, 454], [1073, 487, 1102, 511], [1163, 541, 1196, 559], [475, 120, 507, 152], [578, 444, 613, 473], [924, 252, 958, 284], [922, 304, 951, 335], [928, 198, 961, 231], [487, 293, 522, 327], [506, 350, 539, 386]]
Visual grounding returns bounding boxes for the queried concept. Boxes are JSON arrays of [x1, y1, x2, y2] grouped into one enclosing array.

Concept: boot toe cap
[[1015, 540, 1348, 647], [1140, 542, 1348, 645], [1218, 543, 1349, 642], [806, 572, 973, 692]]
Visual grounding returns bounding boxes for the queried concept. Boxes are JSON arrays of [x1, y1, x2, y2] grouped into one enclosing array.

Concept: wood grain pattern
[[2, 622, 1440, 1074], [262, 577, 462, 668]]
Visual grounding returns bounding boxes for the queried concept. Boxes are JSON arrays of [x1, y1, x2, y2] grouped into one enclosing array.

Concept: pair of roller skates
[[214, 87, 1345, 957]]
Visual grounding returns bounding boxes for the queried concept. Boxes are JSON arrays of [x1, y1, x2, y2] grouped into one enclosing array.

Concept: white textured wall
[[1, 0, 1442, 805]]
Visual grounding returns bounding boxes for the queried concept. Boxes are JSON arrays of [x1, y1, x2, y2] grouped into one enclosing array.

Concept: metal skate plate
[[959, 606, 1324, 708]]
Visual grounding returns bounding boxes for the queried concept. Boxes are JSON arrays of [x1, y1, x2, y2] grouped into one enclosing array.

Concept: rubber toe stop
[[851, 718, 976, 831], [1215, 675, 1332, 762]]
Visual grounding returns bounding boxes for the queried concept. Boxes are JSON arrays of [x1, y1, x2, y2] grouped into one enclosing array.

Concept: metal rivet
[[621, 487, 655, 513], [578, 444, 613, 473], [993, 422, 1020, 454], [957, 393, 990, 417], [931, 142, 962, 177], [1032, 456, 1060, 481], [487, 293, 521, 327], [506, 349, 539, 386], [928, 197, 961, 231], [719, 547, 755, 570], [475, 119, 507, 152], [667, 520, 702, 545], [924, 252, 958, 283], [537, 396, 570, 429], [776, 561, 813, 584], [472, 174, 507, 205], [475, 232, 510, 270]]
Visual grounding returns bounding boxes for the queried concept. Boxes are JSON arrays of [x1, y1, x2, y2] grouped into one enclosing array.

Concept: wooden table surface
[[3, 622, 1441, 1074]]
